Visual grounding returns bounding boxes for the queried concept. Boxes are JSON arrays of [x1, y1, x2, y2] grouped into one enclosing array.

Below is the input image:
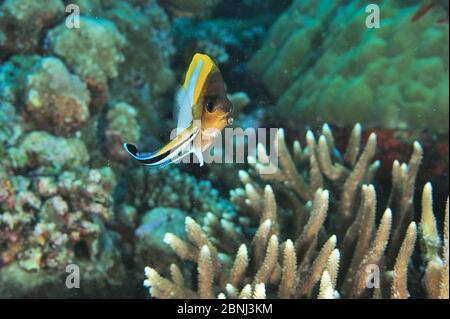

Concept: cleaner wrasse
[[123, 53, 233, 167]]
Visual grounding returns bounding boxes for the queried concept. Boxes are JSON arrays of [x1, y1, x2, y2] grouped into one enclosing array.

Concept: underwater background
[[0, 0, 448, 299]]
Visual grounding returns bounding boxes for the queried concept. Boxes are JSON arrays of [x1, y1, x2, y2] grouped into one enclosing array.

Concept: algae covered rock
[[47, 16, 126, 110], [134, 207, 187, 273], [0, 0, 64, 58], [0, 232, 125, 298], [48, 16, 126, 84], [0, 54, 40, 104], [124, 167, 235, 219], [0, 166, 124, 298], [0, 101, 22, 147], [104, 101, 141, 163], [63, 0, 102, 16], [8, 131, 89, 171], [160, 0, 221, 16], [249, 0, 449, 132], [24, 57, 91, 136], [104, 0, 175, 98]]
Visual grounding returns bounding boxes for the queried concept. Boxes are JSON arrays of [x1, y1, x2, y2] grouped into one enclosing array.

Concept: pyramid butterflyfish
[[123, 53, 234, 168]]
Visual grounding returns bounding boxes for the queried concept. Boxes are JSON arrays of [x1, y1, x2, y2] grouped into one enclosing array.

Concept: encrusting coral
[[248, 0, 449, 132], [0, 99, 125, 297], [101, 0, 176, 140], [134, 207, 187, 275], [143, 124, 448, 299]]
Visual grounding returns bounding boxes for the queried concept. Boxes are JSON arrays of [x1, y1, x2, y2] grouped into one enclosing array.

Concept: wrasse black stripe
[[124, 130, 197, 165], [124, 143, 171, 165], [124, 143, 139, 156]]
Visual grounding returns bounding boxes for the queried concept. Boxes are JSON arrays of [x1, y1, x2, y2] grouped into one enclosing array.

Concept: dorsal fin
[[174, 54, 218, 132]]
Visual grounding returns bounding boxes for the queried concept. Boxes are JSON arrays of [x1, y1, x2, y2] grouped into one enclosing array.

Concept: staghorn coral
[[248, 0, 449, 132], [143, 124, 448, 299], [420, 183, 449, 299], [24, 57, 91, 136], [0, 0, 447, 300], [0, 0, 64, 58]]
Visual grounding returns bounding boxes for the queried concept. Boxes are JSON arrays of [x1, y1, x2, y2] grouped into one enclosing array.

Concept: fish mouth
[[222, 113, 234, 125]]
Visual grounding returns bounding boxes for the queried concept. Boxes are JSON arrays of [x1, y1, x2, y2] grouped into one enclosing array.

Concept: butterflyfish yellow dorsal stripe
[[183, 53, 217, 105]]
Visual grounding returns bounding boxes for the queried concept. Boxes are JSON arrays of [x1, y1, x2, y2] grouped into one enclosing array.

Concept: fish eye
[[206, 102, 214, 113]]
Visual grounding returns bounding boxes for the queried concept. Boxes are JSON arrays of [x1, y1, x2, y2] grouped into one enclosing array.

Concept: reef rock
[[8, 131, 89, 171], [160, 0, 221, 16], [123, 167, 235, 219], [134, 207, 187, 273], [104, 0, 175, 99], [24, 57, 91, 136], [0, 166, 124, 298], [47, 16, 126, 110], [104, 101, 141, 163], [0, 0, 64, 58], [0, 101, 23, 147]]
